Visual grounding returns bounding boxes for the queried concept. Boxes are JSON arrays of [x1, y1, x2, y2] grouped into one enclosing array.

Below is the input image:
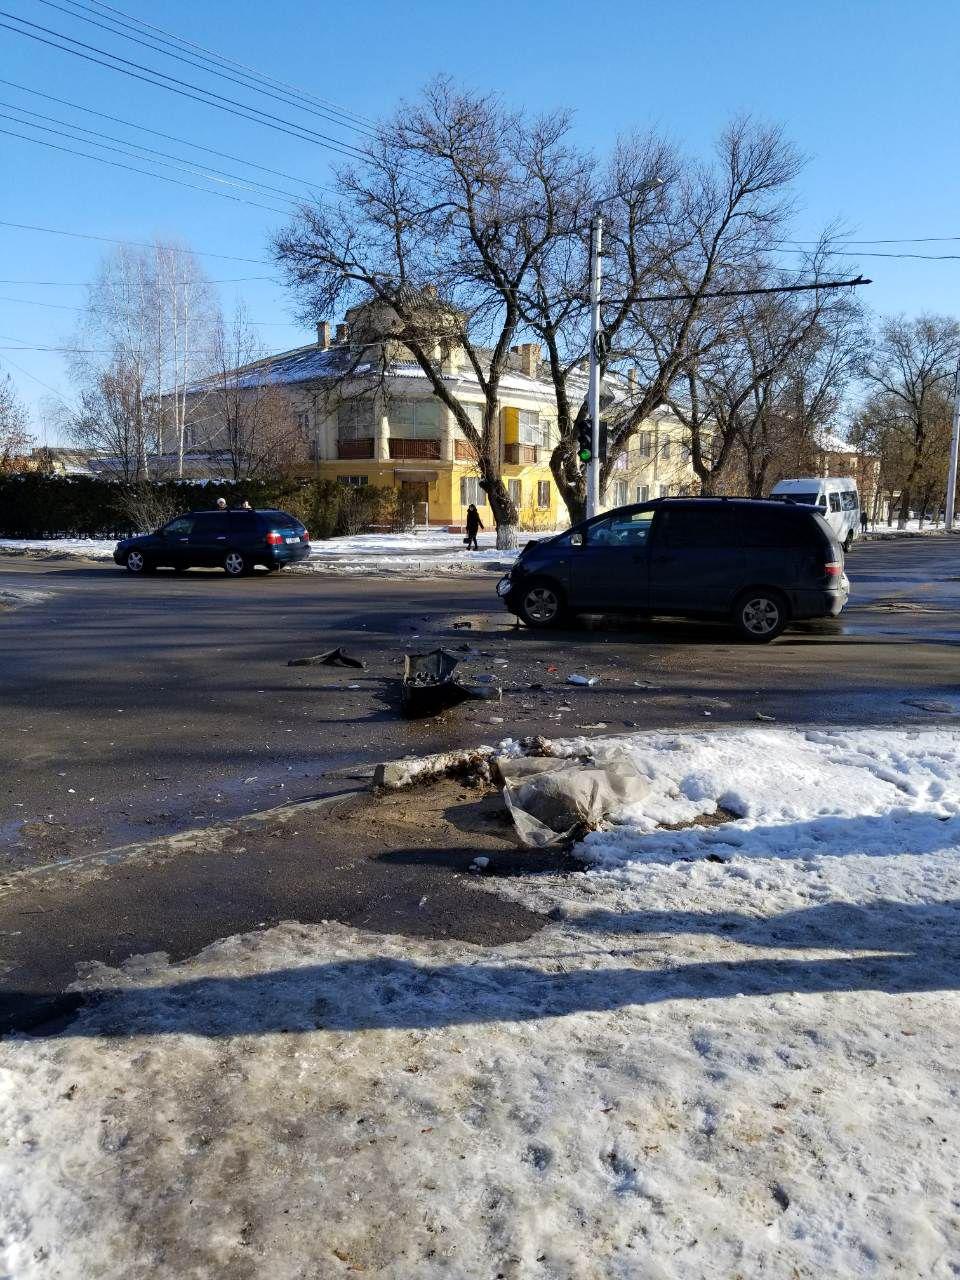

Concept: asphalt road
[[1, 536, 959, 868]]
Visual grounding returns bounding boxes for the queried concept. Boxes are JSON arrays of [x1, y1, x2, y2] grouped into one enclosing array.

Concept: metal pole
[[586, 209, 603, 519], [946, 355, 960, 533]]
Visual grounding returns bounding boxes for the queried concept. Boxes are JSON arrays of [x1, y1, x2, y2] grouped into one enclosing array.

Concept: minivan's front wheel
[[518, 580, 566, 628], [733, 589, 788, 642], [223, 551, 250, 577], [843, 531, 854, 552]]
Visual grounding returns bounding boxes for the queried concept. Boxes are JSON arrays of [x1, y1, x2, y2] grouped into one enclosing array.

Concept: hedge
[[0, 474, 401, 540]]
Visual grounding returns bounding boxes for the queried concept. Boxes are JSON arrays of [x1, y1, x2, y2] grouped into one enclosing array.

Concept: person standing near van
[[860, 509, 868, 535], [465, 503, 484, 550]]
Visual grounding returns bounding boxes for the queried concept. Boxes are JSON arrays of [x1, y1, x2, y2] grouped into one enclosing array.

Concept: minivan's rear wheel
[[518, 580, 566, 628], [842, 531, 853, 552], [734, 589, 788, 642], [125, 550, 152, 574], [223, 551, 249, 577]]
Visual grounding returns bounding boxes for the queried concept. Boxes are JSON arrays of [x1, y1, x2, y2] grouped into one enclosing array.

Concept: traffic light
[[577, 415, 593, 464]]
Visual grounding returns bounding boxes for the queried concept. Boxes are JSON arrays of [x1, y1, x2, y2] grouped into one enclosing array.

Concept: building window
[[460, 477, 488, 507], [661, 436, 671, 460], [389, 399, 441, 439], [613, 479, 628, 507], [659, 483, 671, 498], [338, 401, 375, 440], [297, 410, 310, 434], [637, 431, 653, 459], [636, 484, 649, 503], [518, 409, 546, 448], [680, 442, 692, 462], [537, 480, 551, 509], [508, 478, 522, 506], [338, 475, 369, 487]]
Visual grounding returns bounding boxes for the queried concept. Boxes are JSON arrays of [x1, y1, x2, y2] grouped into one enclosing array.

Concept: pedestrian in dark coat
[[465, 503, 484, 550]]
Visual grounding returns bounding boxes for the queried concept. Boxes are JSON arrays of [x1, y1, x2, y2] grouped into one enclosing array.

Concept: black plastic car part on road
[[114, 508, 311, 576], [498, 497, 848, 642]]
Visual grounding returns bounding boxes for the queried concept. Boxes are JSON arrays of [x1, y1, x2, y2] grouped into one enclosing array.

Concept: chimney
[[517, 342, 541, 377], [316, 321, 331, 349], [335, 322, 349, 344]]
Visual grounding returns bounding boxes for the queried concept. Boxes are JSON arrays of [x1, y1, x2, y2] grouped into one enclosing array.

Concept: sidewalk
[[3, 726, 960, 1278]]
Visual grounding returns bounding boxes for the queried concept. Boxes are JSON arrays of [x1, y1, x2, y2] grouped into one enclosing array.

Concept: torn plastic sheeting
[[495, 756, 650, 848]]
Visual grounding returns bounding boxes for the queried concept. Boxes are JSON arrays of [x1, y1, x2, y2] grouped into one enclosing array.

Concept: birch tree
[[0, 371, 32, 472], [68, 241, 218, 477]]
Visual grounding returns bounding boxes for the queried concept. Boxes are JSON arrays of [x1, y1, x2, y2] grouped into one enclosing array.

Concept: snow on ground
[[3, 727, 960, 1278], [0, 530, 547, 576]]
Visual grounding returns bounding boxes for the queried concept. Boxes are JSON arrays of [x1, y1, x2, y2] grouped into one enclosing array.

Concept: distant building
[[814, 433, 881, 515], [178, 302, 699, 528]]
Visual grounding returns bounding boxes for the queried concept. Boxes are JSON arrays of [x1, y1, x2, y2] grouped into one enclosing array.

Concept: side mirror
[[570, 532, 583, 547]]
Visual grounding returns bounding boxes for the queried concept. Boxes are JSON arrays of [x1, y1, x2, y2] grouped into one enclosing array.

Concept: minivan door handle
[[216, 535, 227, 541]]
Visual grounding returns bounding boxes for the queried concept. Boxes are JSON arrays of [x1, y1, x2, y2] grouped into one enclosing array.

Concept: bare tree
[[194, 305, 303, 482], [861, 315, 960, 528], [0, 371, 33, 472], [68, 241, 218, 478], [534, 120, 811, 519], [670, 257, 865, 496], [274, 77, 590, 548]]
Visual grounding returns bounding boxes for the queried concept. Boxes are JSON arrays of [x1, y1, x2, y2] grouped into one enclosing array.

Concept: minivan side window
[[659, 506, 740, 548], [741, 508, 819, 548], [190, 513, 229, 536], [829, 492, 842, 513], [587, 509, 655, 546], [841, 491, 858, 511], [163, 517, 194, 536]]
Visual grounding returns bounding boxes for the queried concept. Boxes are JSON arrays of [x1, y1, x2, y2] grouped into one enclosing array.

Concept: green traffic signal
[[578, 447, 592, 462]]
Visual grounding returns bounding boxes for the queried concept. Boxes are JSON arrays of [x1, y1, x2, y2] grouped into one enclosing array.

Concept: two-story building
[[183, 304, 700, 528]]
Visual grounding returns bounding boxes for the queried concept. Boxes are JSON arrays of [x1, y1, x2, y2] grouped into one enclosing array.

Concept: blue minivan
[[114, 508, 311, 576], [497, 497, 849, 641]]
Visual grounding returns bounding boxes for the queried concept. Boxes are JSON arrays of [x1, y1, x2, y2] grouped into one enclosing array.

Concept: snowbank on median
[[2, 725, 960, 1279]]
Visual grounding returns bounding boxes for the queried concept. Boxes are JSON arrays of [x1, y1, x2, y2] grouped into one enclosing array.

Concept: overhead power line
[[83, 0, 376, 127], [0, 276, 275, 285], [0, 121, 293, 214], [0, 77, 334, 197], [604, 275, 871, 306], [37, 0, 381, 141], [0, 102, 309, 205], [0, 219, 270, 264], [0, 12, 371, 163]]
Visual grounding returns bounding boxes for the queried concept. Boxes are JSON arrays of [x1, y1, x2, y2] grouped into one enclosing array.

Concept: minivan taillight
[[824, 561, 841, 577], [303, 529, 310, 543], [266, 531, 283, 546]]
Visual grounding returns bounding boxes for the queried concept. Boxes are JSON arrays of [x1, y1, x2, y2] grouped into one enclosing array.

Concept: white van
[[769, 477, 861, 550]]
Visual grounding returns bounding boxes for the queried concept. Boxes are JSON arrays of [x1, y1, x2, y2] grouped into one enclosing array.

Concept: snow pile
[[2, 727, 960, 1278], [0, 530, 553, 576], [0, 538, 116, 561]]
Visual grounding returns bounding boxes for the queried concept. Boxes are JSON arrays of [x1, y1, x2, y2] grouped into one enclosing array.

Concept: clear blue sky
[[2, 0, 958, 441]]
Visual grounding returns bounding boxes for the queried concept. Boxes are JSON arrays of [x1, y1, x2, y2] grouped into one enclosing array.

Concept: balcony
[[505, 443, 540, 465], [337, 438, 375, 460], [388, 437, 441, 461], [454, 439, 474, 461]]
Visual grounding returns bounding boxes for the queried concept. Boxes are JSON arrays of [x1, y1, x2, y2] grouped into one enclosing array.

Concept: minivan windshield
[[775, 492, 820, 506]]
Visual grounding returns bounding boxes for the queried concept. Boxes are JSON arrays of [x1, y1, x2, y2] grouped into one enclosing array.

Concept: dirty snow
[[0, 530, 548, 577], [2, 727, 960, 1278]]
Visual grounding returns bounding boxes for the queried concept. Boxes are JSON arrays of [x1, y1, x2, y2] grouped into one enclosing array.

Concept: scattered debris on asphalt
[[469, 856, 490, 873], [567, 674, 599, 686], [902, 698, 954, 713], [400, 648, 502, 718], [755, 711, 777, 722], [288, 647, 366, 669]]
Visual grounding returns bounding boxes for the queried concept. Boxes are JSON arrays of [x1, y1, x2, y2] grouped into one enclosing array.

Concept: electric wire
[[0, 12, 372, 162], [0, 219, 271, 264], [0, 102, 312, 205], [36, 0, 381, 140]]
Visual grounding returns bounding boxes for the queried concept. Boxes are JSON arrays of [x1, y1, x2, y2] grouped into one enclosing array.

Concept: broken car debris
[[288, 647, 366, 669], [401, 648, 502, 718]]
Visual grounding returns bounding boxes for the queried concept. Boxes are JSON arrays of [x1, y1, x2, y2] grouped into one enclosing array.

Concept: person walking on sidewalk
[[465, 503, 484, 551]]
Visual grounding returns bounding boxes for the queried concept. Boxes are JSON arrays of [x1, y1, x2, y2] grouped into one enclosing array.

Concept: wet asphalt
[[1, 536, 958, 868], [0, 535, 958, 1035]]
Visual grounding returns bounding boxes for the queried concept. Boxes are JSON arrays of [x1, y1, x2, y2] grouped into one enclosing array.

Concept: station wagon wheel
[[223, 551, 249, 577], [518, 580, 566, 628], [125, 550, 152, 574], [734, 589, 788, 643]]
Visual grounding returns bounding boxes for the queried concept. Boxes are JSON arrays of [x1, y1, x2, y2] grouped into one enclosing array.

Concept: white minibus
[[769, 477, 861, 549]]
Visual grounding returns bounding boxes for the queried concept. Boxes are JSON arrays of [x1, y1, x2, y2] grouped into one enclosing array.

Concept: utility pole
[[947, 353, 960, 533], [586, 208, 603, 519]]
